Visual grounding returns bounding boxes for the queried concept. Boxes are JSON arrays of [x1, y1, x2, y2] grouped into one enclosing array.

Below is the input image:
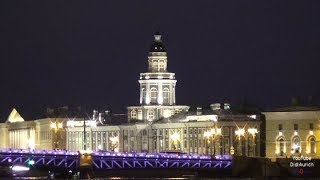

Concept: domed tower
[[128, 32, 189, 122], [139, 32, 176, 106]]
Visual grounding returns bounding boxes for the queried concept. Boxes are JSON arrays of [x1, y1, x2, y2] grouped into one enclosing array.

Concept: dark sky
[[1, 1, 320, 119]]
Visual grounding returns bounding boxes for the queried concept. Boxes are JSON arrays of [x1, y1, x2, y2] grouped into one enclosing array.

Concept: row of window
[[277, 135, 316, 155], [142, 87, 170, 104], [278, 123, 314, 131]]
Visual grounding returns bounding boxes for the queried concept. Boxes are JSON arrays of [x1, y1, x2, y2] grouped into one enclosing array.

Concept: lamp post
[[203, 130, 212, 154], [50, 120, 63, 149], [248, 128, 258, 156], [216, 128, 222, 155], [235, 128, 245, 155], [170, 132, 180, 150], [67, 117, 96, 151]]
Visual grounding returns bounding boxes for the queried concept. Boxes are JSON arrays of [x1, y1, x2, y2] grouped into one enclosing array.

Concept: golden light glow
[[109, 136, 119, 145], [294, 131, 298, 136], [248, 128, 258, 135], [210, 128, 216, 135], [203, 131, 212, 138], [50, 122, 56, 129], [170, 132, 180, 142], [58, 122, 63, 129], [309, 131, 314, 135], [216, 128, 222, 135], [235, 128, 245, 136], [278, 131, 283, 136]]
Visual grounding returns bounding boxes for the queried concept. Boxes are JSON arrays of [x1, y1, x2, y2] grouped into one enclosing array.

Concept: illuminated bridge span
[[0, 149, 232, 170]]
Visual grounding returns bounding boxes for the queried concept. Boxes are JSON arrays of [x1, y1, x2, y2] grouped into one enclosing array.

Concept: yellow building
[[0, 108, 70, 150], [263, 108, 320, 159]]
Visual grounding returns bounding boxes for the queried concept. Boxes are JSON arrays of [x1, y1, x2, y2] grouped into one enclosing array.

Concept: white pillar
[[158, 83, 163, 105], [146, 83, 150, 104], [140, 84, 143, 104]]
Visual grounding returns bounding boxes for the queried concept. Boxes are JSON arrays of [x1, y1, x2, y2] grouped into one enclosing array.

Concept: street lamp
[[170, 132, 180, 150], [50, 121, 63, 149], [109, 135, 119, 152], [248, 128, 258, 156], [203, 130, 212, 154], [235, 128, 245, 155]]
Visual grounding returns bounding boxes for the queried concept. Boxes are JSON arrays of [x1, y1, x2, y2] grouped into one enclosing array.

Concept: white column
[[158, 83, 163, 105], [140, 84, 143, 104], [146, 83, 150, 104], [169, 83, 173, 105]]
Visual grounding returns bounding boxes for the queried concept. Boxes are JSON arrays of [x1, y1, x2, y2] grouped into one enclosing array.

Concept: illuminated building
[[127, 32, 189, 122], [1, 33, 264, 157], [263, 107, 320, 159]]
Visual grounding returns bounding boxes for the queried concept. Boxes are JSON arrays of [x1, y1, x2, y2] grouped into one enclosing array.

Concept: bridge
[[0, 149, 232, 170]]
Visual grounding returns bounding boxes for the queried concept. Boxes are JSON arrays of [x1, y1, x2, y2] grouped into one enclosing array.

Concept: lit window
[[150, 88, 158, 104], [308, 136, 316, 154], [292, 136, 300, 154], [163, 88, 170, 104], [148, 110, 154, 120], [131, 110, 137, 120]]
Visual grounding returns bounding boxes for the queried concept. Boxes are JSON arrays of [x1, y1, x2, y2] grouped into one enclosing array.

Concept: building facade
[[65, 33, 264, 157], [0, 33, 265, 157], [0, 108, 72, 150], [263, 109, 320, 159]]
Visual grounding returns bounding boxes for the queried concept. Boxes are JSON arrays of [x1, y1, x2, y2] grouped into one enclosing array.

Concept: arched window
[[142, 88, 146, 104], [308, 136, 316, 154], [150, 88, 158, 104], [278, 137, 285, 156], [292, 136, 301, 154], [131, 110, 137, 120], [163, 88, 170, 104], [148, 110, 154, 121]]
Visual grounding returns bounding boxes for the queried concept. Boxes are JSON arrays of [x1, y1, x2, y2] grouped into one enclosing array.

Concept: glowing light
[[27, 159, 35, 165], [67, 120, 75, 127], [58, 122, 63, 129], [170, 132, 180, 142], [294, 131, 298, 136], [12, 165, 30, 171], [309, 131, 314, 135], [157, 75, 163, 79], [50, 122, 56, 129], [98, 144, 102, 150], [248, 128, 258, 135], [235, 129, 245, 136], [145, 76, 150, 79], [110, 136, 119, 145], [210, 128, 216, 135], [163, 109, 172, 118], [203, 131, 212, 138], [278, 131, 283, 136], [216, 128, 222, 135]]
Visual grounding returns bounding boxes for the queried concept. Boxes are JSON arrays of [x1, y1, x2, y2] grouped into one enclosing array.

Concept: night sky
[[1, 1, 320, 119]]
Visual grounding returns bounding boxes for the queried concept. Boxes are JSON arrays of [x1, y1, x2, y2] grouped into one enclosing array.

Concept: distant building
[[0, 107, 84, 150], [1, 32, 266, 158], [65, 33, 264, 157], [263, 107, 320, 159]]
